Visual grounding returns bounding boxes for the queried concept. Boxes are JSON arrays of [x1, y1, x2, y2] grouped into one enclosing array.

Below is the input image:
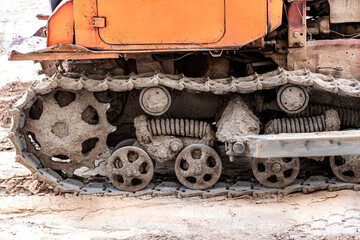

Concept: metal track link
[[9, 67, 360, 197]]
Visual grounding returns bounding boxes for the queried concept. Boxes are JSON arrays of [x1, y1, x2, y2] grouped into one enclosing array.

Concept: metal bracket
[[92, 17, 106, 28], [288, 1, 307, 48], [231, 130, 360, 158]]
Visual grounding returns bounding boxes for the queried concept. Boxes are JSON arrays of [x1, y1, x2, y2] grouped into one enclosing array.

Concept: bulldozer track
[[8, 67, 360, 197]]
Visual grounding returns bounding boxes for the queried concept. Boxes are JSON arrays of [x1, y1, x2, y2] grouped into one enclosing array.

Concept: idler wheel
[[175, 144, 222, 190], [107, 146, 154, 191], [139, 86, 171, 116], [252, 157, 300, 188], [277, 84, 309, 114], [330, 155, 360, 183]]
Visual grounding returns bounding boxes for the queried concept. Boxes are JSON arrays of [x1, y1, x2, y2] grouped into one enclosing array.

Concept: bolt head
[[271, 163, 282, 173], [125, 167, 134, 177], [193, 166, 202, 175], [233, 142, 245, 155], [170, 139, 183, 153]]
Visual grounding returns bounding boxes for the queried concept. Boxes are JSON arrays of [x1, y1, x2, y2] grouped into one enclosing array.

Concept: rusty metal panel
[[328, 0, 360, 23], [238, 130, 360, 158], [288, 1, 306, 48], [287, 39, 360, 79], [8, 37, 120, 61]]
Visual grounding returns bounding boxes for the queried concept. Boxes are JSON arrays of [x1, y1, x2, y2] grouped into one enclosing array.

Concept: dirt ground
[[0, 1, 360, 240]]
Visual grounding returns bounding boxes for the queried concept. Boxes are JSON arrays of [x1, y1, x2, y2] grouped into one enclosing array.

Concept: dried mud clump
[[0, 176, 52, 195]]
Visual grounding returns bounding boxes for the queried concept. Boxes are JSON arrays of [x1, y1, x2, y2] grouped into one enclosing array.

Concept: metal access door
[[96, 0, 226, 45]]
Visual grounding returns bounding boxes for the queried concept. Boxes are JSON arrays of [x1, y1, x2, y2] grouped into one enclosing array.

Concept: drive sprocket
[[20, 89, 113, 174]]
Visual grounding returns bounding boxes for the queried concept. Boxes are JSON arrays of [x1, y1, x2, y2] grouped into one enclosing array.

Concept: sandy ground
[[0, 1, 360, 240]]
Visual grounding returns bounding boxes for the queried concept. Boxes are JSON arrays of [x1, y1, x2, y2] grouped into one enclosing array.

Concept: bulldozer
[[7, 0, 360, 194]]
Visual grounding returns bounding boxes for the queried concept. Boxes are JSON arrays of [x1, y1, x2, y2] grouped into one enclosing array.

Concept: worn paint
[[288, 1, 306, 48], [47, 0, 74, 47]]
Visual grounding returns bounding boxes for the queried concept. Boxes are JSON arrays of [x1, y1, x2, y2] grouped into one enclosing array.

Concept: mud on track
[[0, 1, 360, 239]]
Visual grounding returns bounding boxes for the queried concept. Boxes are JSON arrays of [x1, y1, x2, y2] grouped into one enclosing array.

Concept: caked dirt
[[0, 1, 360, 240]]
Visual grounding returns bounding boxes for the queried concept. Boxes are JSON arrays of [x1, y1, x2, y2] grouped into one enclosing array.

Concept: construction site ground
[[0, 1, 360, 239]]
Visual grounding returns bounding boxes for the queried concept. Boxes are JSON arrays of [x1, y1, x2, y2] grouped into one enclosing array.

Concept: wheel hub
[[125, 166, 136, 177], [191, 164, 203, 176], [271, 163, 282, 173], [51, 122, 69, 138]]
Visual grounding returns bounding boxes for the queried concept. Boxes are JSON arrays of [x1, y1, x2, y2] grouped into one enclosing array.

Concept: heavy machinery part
[[330, 155, 360, 183], [296, 104, 360, 128], [107, 146, 154, 192], [276, 84, 309, 114], [112, 139, 137, 154], [232, 130, 360, 159], [328, 0, 360, 24], [216, 96, 260, 143], [252, 157, 300, 188], [264, 109, 340, 134], [49, 0, 62, 11], [146, 118, 212, 139], [72, 0, 282, 51], [139, 86, 171, 116], [9, 69, 360, 194], [287, 39, 360, 79], [175, 144, 222, 190], [135, 136, 184, 163], [134, 115, 213, 162], [47, 1, 74, 47], [18, 89, 112, 174]]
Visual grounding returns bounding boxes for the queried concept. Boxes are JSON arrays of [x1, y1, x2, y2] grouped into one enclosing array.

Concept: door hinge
[[92, 17, 106, 28]]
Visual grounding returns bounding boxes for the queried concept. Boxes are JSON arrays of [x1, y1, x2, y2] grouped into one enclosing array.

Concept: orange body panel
[[268, 0, 283, 32], [48, 0, 283, 52], [47, 1, 74, 47], [98, 0, 225, 45]]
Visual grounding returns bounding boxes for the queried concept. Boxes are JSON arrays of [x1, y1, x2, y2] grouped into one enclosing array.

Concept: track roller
[[330, 155, 360, 183], [174, 144, 222, 190], [107, 146, 154, 191], [252, 157, 300, 188]]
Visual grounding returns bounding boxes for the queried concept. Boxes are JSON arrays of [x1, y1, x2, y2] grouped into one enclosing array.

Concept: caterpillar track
[[9, 68, 360, 197]]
